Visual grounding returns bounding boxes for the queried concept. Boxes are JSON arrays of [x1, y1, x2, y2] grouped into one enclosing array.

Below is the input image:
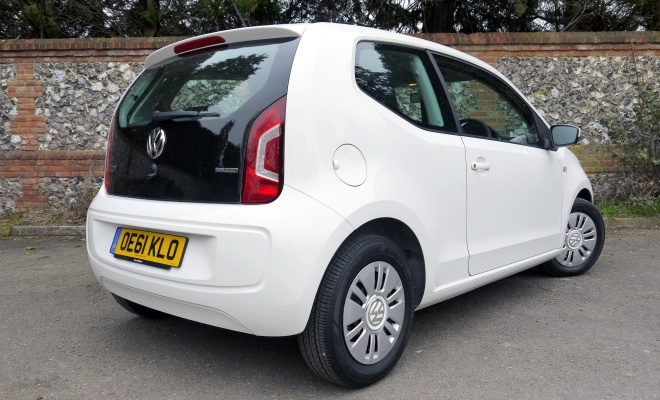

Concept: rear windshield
[[107, 37, 299, 203], [118, 39, 292, 128]]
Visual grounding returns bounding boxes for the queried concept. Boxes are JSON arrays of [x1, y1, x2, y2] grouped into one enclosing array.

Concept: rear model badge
[[147, 128, 166, 159], [214, 167, 238, 173]]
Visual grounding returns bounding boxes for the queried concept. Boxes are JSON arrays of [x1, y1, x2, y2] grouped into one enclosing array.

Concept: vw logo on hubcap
[[147, 128, 166, 159], [567, 230, 582, 249], [365, 296, 386, 330]]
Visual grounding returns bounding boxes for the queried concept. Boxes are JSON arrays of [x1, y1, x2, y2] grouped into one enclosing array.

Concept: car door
[[353, 42, 470, 288], [432, 54, 563, 275]]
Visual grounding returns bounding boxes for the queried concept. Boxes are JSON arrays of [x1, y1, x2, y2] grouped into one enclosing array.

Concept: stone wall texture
[[35, 61, 142, 151], [1, 32, 659, 212], [0, 178, 21, 212], [0, 38, 181, 212], [497, 55, 660, 144], [40, 176, 103, 209], [0, 65, 18, 151]]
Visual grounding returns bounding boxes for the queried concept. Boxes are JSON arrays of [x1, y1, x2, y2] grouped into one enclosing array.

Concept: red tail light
[[104, 121, 115, 194], [242, 96, 286, 204]]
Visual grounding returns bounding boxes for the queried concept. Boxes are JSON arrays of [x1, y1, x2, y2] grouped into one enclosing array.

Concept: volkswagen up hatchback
[[87, 23, 605, 387]]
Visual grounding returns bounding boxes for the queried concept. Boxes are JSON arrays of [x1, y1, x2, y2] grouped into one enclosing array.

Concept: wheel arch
[[346, 218, 426, 308], [576, 188, 593, 203]]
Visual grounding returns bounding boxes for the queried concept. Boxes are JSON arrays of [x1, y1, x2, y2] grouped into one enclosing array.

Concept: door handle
[[471, 161, 490, 171]]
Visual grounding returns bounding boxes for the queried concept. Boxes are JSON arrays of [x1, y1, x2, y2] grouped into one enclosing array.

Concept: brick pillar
[[7, 62, 48, 210]]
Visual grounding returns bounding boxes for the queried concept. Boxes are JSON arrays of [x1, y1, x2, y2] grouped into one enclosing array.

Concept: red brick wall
[[0, 151, 105, 209], [0, 38, 182, 211], [412, 31, 660, 65], [1, 32, 659, 211]]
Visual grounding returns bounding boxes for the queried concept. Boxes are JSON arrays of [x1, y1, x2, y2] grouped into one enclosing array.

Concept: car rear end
[[86, 25, 353, 336]]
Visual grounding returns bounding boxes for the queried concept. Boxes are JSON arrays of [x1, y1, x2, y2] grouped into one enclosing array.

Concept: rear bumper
[[87, 185, 353, 336]]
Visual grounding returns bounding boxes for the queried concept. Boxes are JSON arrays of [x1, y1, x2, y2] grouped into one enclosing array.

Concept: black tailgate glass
[[107, 37, 299, 203]]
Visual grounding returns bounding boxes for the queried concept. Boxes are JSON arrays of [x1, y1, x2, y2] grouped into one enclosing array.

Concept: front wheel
[[543, 198, 605, 277], [298, 234, 414, 388]]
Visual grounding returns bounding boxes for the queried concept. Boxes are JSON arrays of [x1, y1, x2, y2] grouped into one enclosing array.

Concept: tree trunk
[[651, 0, 660, 30], [422, 0, 456, 33]]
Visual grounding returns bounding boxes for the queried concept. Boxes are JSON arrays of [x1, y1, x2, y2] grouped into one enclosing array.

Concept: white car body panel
[[463, 136, 563, 275], [286, 27, 471, 298], [88, 185, 354, 336], [557, 147, 594, 244], [87, 22, 594, 337]]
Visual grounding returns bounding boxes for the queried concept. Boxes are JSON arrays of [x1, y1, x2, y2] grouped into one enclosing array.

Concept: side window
[[118, 68, 159, 128], [355, 42, 457, 133], [433, 54, 540, 146]]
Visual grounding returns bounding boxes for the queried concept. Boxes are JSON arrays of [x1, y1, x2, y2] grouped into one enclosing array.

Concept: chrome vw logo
[[366, 298, 386, 329], [147, 128, 166, 159], [567, 231, 582, 249]]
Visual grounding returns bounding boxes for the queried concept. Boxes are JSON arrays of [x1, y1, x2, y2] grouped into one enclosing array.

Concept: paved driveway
[[1, 229, 658, 399]]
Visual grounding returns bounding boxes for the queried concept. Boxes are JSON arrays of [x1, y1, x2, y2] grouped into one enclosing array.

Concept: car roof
[[142, 23, 544, 125]]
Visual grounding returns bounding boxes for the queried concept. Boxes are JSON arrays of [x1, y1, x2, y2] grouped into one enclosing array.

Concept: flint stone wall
[[39, 176, 103, 209], [0, 37, 180, 212], [497, 55, 660, 143], [0, 33, 658, 212], [0, 65, 18, 151], [25, 55, 660, 151], [0, 178, 21, 212], [35, 62, 142, 151]]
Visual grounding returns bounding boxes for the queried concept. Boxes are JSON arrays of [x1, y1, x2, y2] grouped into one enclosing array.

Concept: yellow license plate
[[110, 227, 188, 269]]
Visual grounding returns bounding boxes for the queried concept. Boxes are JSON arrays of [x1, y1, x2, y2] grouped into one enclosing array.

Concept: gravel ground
[[0, 229, 658, 399]]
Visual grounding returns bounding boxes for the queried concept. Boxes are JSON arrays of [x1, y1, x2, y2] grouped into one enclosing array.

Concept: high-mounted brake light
[[104, 121, 115, 194], [242, 96, 286, 204], [174, 36, 226, 55]]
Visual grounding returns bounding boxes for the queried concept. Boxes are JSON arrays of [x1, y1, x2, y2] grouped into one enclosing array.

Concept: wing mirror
[[550, 124, 580, 147]]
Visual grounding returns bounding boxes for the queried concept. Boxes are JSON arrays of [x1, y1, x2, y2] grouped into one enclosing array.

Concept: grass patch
[[597, 198, 660, 217], [0, 208, 88, 237], [0, 212, 24, 238]]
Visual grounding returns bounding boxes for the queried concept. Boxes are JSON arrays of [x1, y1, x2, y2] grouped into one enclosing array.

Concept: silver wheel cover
[[343, 261, 405, 365], [556, 211, 598, 267]]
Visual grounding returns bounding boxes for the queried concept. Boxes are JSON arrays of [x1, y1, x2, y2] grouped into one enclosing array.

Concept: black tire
[[112, 293, 167, 319], [543, 198, 605, 277], [298, 234, 415, 388]]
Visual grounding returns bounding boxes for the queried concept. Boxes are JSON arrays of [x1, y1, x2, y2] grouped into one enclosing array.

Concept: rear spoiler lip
[[145, 24, 310, 69]]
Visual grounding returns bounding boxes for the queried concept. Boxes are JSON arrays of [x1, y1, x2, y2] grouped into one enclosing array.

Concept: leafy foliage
[[533, 0, 660, 31], [1, 0, 659, 38], [598, 198, 660, 216], [0, 211, 22, 237], [603, 44, 660, 207], [0, 0, 110, 38], [608, 87, 660, 173]]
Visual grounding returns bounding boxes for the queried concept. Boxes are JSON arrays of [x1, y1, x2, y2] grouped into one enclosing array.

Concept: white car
[[86, 23, 605, 387]]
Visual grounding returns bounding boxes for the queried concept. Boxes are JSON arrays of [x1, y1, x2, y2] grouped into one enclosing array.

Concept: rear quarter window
[[354, 41, 457, 133]]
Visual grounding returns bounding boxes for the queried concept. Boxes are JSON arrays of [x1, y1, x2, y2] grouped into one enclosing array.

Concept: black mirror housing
[[550, 124, 580, 148]]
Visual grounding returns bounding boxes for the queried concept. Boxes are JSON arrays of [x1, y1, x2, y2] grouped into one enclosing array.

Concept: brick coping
[[0, 37, 186, 51], [412, 31, 660, 46], [1, 31, 658, 52]]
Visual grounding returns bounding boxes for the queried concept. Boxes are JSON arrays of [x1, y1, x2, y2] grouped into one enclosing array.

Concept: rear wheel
[[543, 198, 605, 277], [298, 234, 414, 388], [112, 294, 167, 319]]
